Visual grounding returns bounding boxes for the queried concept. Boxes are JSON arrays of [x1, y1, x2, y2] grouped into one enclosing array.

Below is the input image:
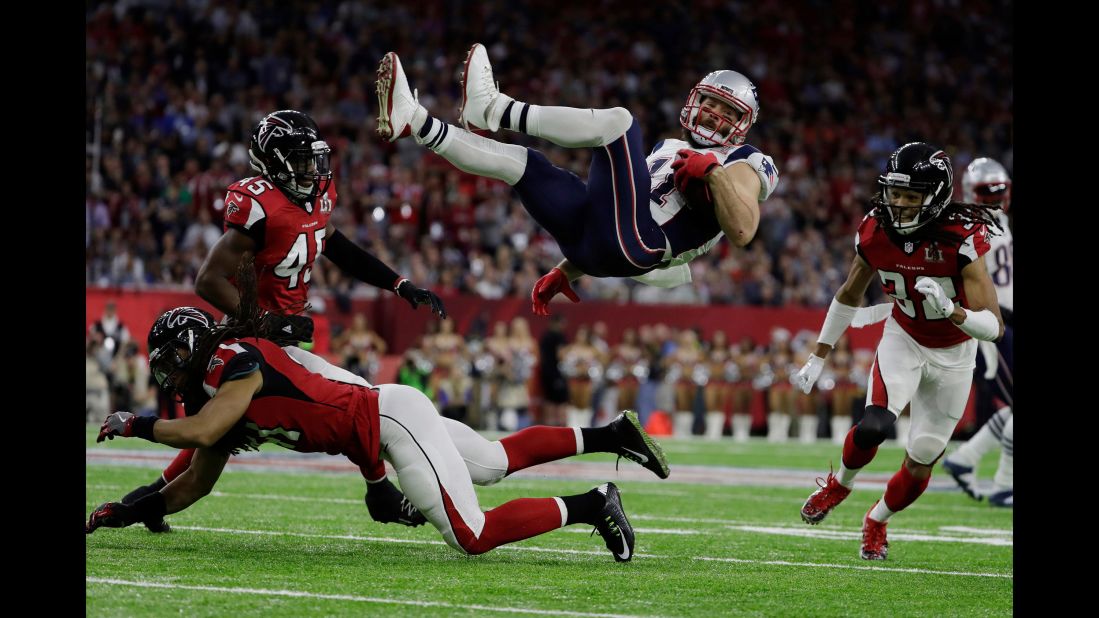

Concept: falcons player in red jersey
[[117, 110, 446, 533], [87, 278, 671, 562], [791, 142, 1004, 561]]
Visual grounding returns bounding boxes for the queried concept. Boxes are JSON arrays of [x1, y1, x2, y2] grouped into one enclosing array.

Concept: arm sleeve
[[321, 229, 403, 292]]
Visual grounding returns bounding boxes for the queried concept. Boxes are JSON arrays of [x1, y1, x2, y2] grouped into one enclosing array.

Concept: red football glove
[[670, 149, 720, 194], [531, 268, 580, 316]]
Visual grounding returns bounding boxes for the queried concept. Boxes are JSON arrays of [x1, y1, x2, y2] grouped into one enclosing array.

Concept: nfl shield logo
[[904, 241, 914, 254]]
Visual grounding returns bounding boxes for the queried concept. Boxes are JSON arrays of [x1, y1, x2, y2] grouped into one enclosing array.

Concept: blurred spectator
[[333, 314, 386, 383], [538, 314, 570, 426], [88, 301, 131, 366], [397, 339, 435, 398], [86, 338, 111, 423], [110, 341, 157, 417]]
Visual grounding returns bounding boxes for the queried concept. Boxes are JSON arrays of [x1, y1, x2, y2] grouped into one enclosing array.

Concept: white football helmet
[[962, 157, 1012, 212], [679, 70, 760, 147]]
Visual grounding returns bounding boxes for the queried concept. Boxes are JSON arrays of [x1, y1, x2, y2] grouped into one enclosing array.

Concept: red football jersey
[[856, 211, 991, 348], [222, 176, 337, 312], [201, 337, 381, 475]]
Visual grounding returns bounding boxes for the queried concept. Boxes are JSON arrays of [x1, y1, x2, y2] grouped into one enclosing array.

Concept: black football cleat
[[144, 518, 171, 533], [591, 483, 635, 562], [609, 410, 670, 479]]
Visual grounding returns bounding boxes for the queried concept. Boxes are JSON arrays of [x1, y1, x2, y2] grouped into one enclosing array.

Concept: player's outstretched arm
[[161, 447, 230, 514], [98, 373, 262, 449], [157, 372, 262, 448], [86, 447, 230, 534], [794, 255, 876, 394], [531, 260, 583, 316], [322, 222, 447, 318]]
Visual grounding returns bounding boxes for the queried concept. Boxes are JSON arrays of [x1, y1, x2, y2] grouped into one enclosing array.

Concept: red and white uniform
[[223, 177, 337, 312], [202, 337, 383, 478], [203, 337, 573, 555], [855, 211, 991, 462], [856, 212, 991, 349]]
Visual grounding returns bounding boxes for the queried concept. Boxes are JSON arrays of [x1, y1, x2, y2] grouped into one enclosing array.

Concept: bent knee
[[597, 107, 635, 145], [907, 435, 948, 466]]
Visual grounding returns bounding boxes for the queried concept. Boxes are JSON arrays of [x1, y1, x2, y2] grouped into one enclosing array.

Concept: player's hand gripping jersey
[[634, 139, 778, 287]]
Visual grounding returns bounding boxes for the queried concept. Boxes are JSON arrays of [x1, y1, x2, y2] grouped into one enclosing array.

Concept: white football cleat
[[375, 52, 421, 142], [459, 43, 507, 132]]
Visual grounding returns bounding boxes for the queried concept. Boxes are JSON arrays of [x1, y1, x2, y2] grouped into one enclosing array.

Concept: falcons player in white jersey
[[375, 44, 778, 314], [942, 157, 1014, 507]]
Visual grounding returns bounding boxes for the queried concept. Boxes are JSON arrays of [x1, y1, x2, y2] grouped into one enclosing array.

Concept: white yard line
[[724, 525, 1012, 546], [85, 578, 652, 618], [151, 525, 1011, 579]]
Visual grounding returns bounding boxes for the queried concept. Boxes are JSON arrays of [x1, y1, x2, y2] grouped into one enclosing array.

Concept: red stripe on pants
[[441, 489, 561, 555], [870, 355, 889, 409]]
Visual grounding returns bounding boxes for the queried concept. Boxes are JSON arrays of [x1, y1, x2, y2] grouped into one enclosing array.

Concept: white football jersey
[[987, 210, 1013, 311], [645, 138, 778, 267]]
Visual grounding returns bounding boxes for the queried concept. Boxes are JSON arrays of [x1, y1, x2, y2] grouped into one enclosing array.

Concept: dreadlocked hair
[[871, 197, 1004, 245], [183, 257, 307, 455]]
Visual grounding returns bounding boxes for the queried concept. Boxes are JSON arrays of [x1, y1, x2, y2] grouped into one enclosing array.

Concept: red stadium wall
[[85, 288, 886, 355], [85, 287, 981, 433]]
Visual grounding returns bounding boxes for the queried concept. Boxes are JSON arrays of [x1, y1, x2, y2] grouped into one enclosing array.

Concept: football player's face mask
[[274, 138, 332, 203], [697, 97, 742, 139], [680, 69, 759, 147], [884, 187, 929, 226], [149, 343, 192, 395]]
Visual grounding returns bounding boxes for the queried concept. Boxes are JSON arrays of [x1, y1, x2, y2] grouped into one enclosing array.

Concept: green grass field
[[85, 426, 1012, 616]]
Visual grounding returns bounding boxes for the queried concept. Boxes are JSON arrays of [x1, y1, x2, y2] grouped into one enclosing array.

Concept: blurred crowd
[[86, 0, 1012, 308]]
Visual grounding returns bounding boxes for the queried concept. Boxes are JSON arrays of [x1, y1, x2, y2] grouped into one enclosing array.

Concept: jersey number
[[648, 157, 676, 207], [990, 243, 1012, 286], [878, 271, 958, 321], [244, 422, 302, 450], [245, 178, 275, 195], [275, 228, 327, 289]]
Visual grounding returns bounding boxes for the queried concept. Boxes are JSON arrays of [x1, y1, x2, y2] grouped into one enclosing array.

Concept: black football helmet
[[877, 142, 954, 235], [147, 307, 216, 394], [248, 110, 333, 205]]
